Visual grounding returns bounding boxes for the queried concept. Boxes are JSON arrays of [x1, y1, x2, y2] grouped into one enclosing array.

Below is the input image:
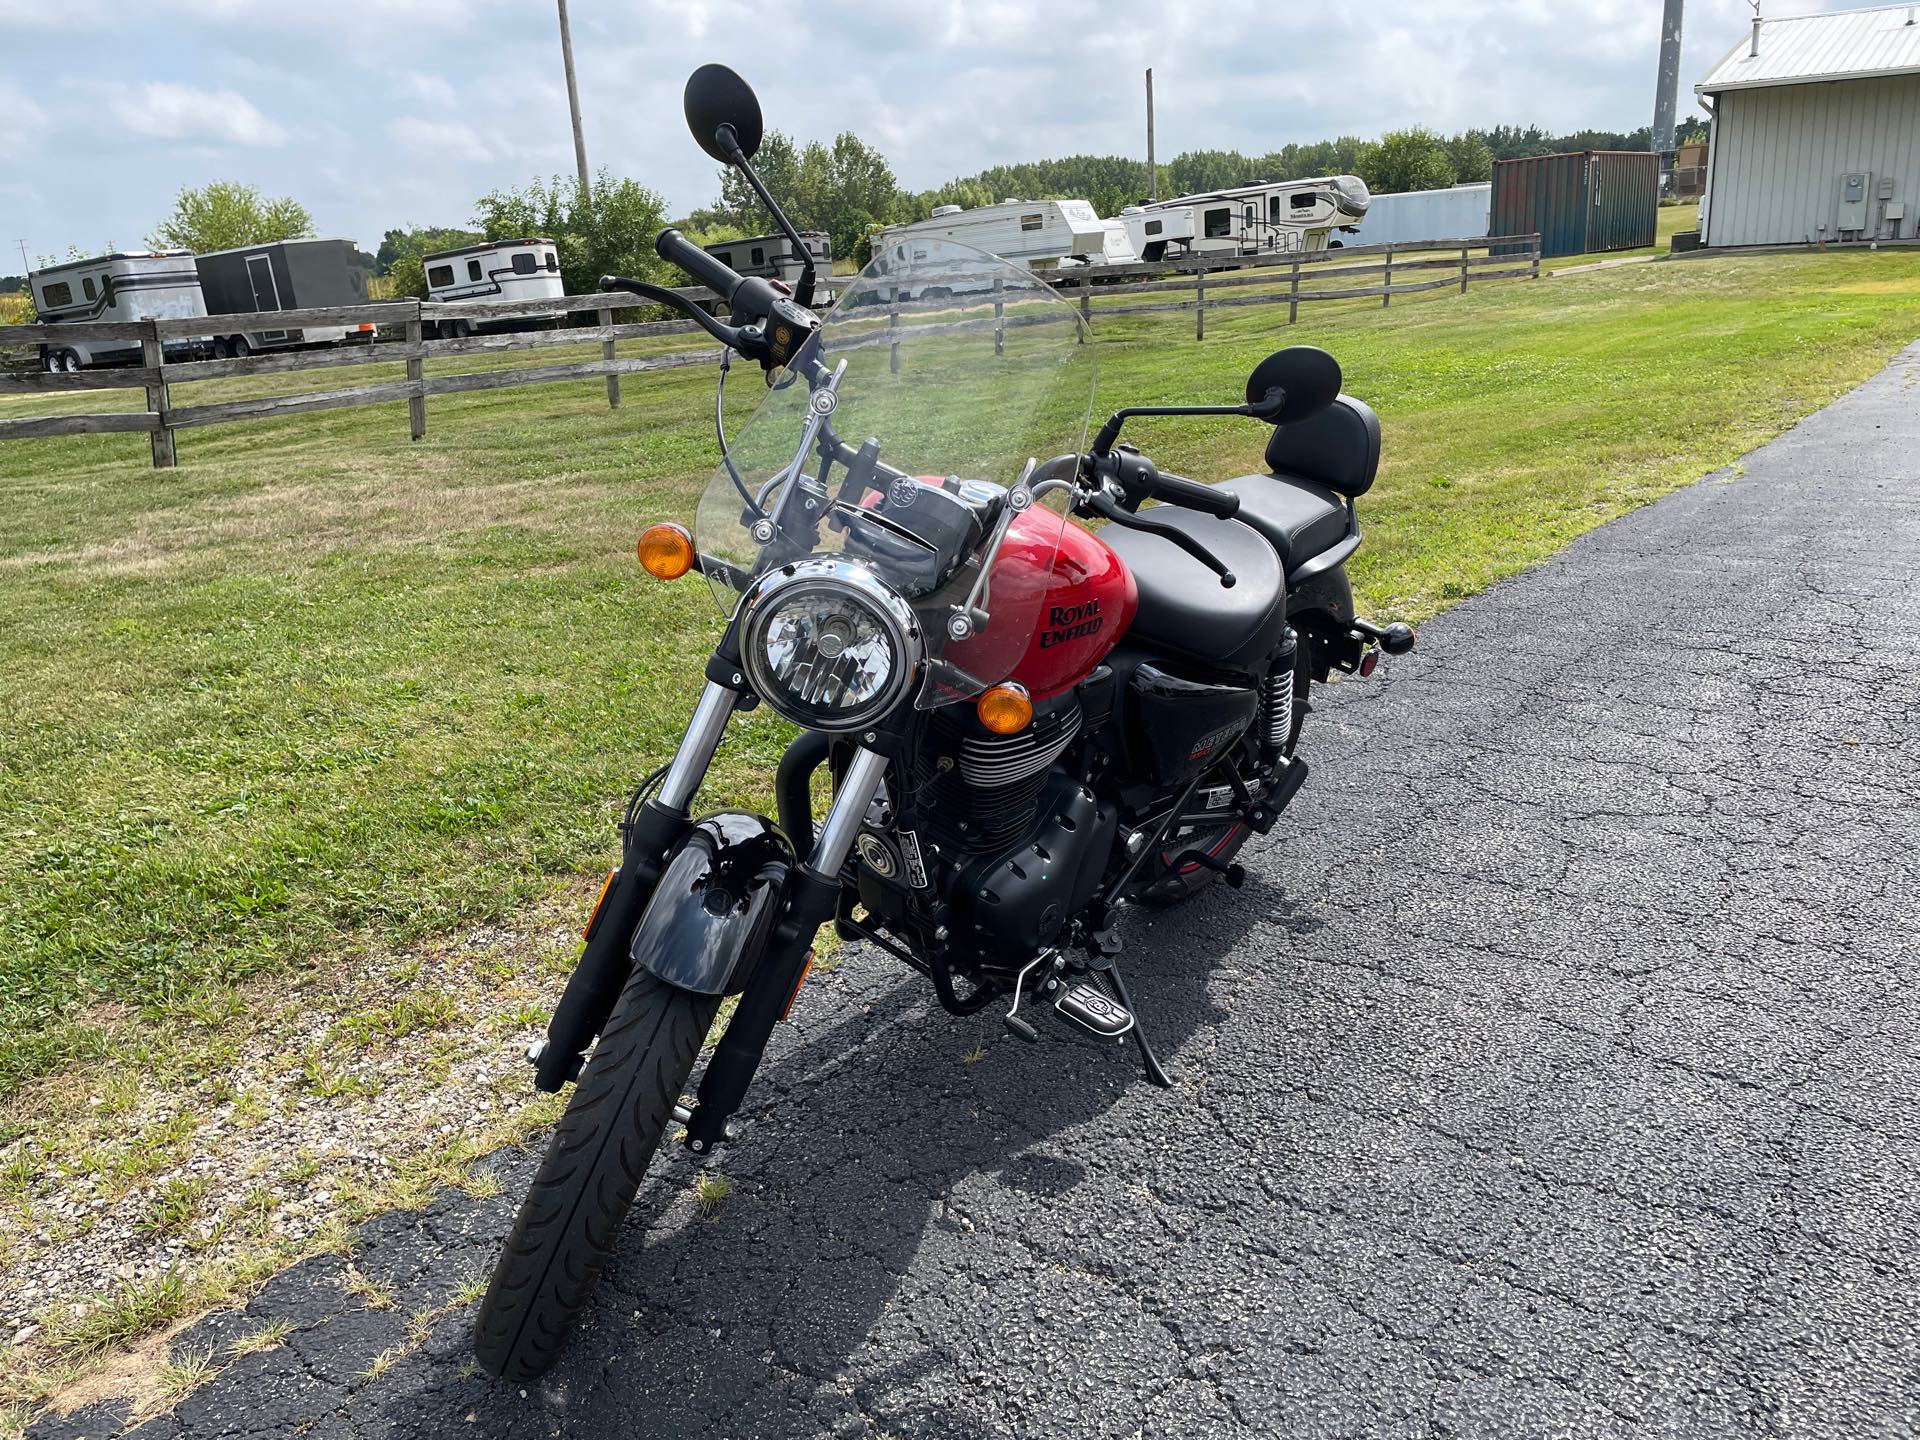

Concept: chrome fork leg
[[656, 680, 738, 812], [804, 747, 888, 879]]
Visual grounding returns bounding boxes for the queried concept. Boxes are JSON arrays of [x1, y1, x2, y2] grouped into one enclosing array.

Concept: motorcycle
[[474, 63, 1415, 1381]]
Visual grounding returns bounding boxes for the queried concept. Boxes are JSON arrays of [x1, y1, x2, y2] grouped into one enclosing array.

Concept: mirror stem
[[718, 127, 818, 309]]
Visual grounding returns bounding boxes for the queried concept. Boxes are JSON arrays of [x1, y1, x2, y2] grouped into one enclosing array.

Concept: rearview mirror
[[1246, 346, 1342, 425], [684, 64, 763, 164]]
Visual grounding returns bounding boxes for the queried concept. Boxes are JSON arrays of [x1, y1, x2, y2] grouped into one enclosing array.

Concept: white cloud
[[400, 71, 459, 108], [103, 81, 286, 146], [387, 116, 494, 164], [0, 78, 48, 141]]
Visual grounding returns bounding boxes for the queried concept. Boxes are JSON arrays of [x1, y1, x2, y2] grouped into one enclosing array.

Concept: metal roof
[[1698, 4, 1920, 95]]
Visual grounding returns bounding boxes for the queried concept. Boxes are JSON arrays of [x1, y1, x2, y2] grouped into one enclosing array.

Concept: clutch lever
[[1084, 490, 1237, 588], [598, 276, 761, 361]]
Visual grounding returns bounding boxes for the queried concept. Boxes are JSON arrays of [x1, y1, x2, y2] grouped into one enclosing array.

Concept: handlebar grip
[[1152, 470, 1240, 521], [655, 227, 742, 302]]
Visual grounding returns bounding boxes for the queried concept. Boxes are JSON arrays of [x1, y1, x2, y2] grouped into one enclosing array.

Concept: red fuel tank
[[947, 511, 1137, 702]]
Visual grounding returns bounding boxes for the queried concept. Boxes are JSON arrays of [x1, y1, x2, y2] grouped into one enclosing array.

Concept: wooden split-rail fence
[[0, 235, 1540, 469]]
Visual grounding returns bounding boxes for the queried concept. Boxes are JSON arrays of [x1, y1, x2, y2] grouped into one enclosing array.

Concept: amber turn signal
[[976, 682, 1034, 735], [637, 523, 696, 580]]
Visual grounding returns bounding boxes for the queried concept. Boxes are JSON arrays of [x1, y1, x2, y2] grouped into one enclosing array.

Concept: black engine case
[[948, 771, 1118, 960]]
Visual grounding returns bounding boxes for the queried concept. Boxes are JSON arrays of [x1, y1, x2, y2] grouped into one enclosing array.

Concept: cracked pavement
[[36, 342, 1920, 1439]]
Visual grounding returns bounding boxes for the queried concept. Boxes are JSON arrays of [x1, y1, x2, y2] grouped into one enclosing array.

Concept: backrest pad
[[1262, 393, 1381, 497]]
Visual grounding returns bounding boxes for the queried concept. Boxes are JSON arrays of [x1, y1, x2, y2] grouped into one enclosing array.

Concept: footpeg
[[1055, 983, 1134, 1038], [1248, 756, 1308, 834]]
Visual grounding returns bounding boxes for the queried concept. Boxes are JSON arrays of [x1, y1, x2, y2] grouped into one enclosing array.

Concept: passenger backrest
[[1263, 393, 1380, 497]]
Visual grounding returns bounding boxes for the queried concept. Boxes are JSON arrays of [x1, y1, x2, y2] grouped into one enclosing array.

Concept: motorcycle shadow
[[339, 876, 1289, 1439]]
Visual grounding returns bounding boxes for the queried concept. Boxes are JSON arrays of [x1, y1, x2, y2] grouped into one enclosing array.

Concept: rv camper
[[878, 199, 1107, 284], [1058, 219, 1140, 270], [1118, 205, 1197, 263], [1139, 177, 1372, 257], [27, 251, 210, 371], [422, 237, 565, 336], [700, 231, 830, 290], [194, 239, 377, 357]]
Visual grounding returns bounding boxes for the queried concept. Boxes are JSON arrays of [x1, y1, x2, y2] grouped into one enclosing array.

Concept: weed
[[694, 1171, 732, 1218]]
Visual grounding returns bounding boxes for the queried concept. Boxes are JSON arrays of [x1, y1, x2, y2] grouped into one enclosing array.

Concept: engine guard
[[630, 812, 795, 996]]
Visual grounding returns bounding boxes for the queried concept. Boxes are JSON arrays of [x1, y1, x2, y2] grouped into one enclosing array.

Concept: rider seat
[[1101, 509, 1287, 671], [1213, 394, 1380, 579]]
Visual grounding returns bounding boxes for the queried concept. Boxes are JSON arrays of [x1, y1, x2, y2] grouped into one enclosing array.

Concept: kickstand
[[1101, 960, 1173, 1089]]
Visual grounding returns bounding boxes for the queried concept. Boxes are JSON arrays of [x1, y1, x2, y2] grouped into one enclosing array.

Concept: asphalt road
[[40, 342, 1920, 1440]]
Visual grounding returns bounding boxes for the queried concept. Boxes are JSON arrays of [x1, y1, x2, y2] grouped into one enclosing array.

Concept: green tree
[[474, 169, 671, 299], [1444, 131, 1495, 184], [1355, 128, 1457, 195], [376, 226, 482, 276], [147, 181, 314, 252], [716, 129, 898, 259]]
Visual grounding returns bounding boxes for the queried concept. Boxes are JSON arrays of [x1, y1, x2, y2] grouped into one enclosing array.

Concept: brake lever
[[597, 276, 762, 360], [1084, 490, 1237, 588]]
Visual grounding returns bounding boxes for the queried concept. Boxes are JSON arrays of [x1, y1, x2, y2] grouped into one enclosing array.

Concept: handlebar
[[1085, 489, 1236, 588], [1150, 468, 1240, 521], [597, 275, 748, 353], [655, 227, 746, 304]]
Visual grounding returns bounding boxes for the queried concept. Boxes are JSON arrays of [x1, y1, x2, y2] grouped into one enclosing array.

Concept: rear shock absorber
[[1263, 627, 1298, 757]]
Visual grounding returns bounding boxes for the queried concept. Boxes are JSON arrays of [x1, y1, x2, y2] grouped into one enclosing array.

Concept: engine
[[870, 692, 1119, 967]]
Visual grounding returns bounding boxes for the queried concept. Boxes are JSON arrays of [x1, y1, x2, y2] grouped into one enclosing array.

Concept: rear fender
[[630, 812, 794, 996]]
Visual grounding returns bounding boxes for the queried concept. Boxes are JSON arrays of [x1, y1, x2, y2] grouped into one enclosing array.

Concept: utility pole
[[555, 0, 593, 203], [16, 239, 29, 274], [1652, 0, 1685, 153], [1145, 69, 1157, 200]]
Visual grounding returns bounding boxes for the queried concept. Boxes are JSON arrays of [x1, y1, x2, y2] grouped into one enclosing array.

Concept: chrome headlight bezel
[[739, 558, 923, 732]]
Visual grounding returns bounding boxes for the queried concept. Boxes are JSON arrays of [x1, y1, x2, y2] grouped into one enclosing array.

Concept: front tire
[[473, 970, 720, 1381]]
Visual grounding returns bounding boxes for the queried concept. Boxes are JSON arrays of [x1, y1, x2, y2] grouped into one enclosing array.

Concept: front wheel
[[473, 970, 720, 1381]]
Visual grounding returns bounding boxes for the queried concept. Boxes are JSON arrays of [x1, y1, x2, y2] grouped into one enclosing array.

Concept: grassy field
[[4, 241, 1920, 1417], [4, 248, 1919, 1095]]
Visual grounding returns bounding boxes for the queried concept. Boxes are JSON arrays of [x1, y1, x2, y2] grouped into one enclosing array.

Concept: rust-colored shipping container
[[1490, 151, 1660, 258]]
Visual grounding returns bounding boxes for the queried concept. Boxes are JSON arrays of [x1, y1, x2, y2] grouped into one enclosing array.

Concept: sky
[[0, 0, 1889, 265]]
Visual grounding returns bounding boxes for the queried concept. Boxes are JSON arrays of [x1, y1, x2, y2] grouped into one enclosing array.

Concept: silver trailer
[[1139, 177, 1372, 257], [195, 239, 377, 357], [27, 250, 210, 372], [1338, 183, 1491, 248], [701, 231, 830, 289], [423, 237, 566, 337]]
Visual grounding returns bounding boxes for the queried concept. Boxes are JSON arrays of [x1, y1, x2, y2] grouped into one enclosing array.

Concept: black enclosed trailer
[[194, 239, 377, 356]]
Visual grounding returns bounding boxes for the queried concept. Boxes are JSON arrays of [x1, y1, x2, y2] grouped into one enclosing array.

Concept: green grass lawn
[[3, 248, 1919, 1097]]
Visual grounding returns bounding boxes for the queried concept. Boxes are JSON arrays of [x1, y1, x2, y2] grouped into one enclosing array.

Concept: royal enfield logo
[[1038, 598, 1103, 649]]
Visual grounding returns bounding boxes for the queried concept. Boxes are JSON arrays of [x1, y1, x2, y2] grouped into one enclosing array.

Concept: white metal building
[[1696, 4, 1920, 247]]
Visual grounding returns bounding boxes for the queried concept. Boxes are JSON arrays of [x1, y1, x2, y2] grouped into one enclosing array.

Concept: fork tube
[[805, 748, 887, 879], [657, 680, 738, 812]]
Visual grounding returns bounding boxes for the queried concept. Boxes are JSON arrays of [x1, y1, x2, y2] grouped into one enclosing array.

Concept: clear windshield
[[696, 237, 1094, 708]]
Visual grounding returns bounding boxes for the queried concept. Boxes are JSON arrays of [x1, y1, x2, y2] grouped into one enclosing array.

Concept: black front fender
[[630, 812, 795, 996]]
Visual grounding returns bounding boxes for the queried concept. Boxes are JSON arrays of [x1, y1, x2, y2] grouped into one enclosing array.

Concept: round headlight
[[741, 559, 922, 731]]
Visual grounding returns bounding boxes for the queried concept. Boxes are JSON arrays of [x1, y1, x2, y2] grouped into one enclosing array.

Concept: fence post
[[1531, 235, 1542, 280], [1195, 267, 1207, 340], [1460, 244, 1471, 294], [140, 320, 175, 468], [1078, 275, 1090, 339], [404, 311, 426, 441], [598, 305, 620, 408], [889, 286, 902, 373], [992, 275, 1005, 357], [1382, 245, 1394, 308], [1288, 257, 1301, 325]]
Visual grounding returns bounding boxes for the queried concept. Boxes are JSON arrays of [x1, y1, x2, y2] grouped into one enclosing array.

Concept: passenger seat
[[1214, 394, 1381, 579]]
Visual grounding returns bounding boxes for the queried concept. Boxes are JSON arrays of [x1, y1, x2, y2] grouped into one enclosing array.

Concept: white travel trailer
[[701, 231, 830, 289], [1058, 219, 1140, 270], [1338, 183, 1490, 248], [879, 199, 1107, 277], [28, 251, 210, 371], [1118, 205, 1197, 263], [1139, 176, 1373, 257], [423, 237, 565, 336]]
